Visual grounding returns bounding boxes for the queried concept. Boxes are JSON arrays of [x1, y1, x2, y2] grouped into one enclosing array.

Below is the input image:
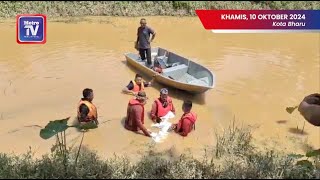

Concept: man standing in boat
[[150, 88, 175, 123], [135, 18, 156, 66], [122, 74, 153, 96]]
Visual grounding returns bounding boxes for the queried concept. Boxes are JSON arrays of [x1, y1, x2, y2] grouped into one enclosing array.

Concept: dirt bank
[[0, 1, 319, 18]]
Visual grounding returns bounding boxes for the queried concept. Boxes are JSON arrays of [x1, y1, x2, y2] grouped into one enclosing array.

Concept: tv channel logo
[[16, 14, 46, 44]]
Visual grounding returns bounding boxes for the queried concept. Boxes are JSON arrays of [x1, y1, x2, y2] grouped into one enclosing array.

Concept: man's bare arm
[[135, 28, 139, 47], [122, 87, 136, 96], [135, 106, 151, 137], [150, 32, 156, 42]]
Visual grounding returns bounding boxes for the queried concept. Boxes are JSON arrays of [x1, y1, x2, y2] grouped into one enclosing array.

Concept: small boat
[[124, 47, 215, 94]]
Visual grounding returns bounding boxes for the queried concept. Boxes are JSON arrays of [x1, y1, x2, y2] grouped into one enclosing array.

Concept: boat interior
[[126, 47, 214, 87]]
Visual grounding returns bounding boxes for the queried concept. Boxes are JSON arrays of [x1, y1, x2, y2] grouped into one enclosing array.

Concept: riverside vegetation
[[0, 117, 319, 179], [0, 1, 320, 18]]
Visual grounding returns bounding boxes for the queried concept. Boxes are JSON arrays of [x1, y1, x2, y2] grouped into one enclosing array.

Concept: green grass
[[0, 1, 319, 18], [0, 122, 318, 179]]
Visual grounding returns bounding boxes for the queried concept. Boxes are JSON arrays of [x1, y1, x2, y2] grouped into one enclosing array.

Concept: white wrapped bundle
[[150, 111, 175, 143]]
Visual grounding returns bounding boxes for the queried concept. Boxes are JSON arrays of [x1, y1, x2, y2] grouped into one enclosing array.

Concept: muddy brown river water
[[0, 16, 319, 160]]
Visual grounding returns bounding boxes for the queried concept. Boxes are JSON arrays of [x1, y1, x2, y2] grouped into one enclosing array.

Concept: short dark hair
[[83, 88, 93, 98], [183, 100, 193, 110], [135, 74, 142, 79], [140, 18, 146, 22]]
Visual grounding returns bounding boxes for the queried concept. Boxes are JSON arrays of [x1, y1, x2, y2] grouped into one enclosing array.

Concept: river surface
[[0, 16, 319, 160]]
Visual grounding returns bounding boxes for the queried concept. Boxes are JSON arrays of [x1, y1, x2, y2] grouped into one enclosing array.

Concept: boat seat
[[162, 64, 189, 80], [155, 56, 180, 68]]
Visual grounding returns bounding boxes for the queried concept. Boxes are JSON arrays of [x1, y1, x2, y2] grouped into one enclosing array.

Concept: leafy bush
[[0, 118, 318, 179], [0, 1, 319, 18]]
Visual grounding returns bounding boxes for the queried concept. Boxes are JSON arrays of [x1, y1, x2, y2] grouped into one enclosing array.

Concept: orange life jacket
[[128, 98, 145, 124], [132, 80, 144, 92], [77, 100, 97, 122], [155, 96, 173, 117], [181, 112, 197, 132]]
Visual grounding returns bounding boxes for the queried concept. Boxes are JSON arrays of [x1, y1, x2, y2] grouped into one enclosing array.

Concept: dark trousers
[[139, 48, 152, 65]]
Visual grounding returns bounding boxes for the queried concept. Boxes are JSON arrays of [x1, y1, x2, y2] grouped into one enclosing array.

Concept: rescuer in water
[[77, 88, 99, 126], [122, 74, 153, 96], [150, 88, 175, 123], [170, 100, 197, 137], [125, 91, 152, 137]]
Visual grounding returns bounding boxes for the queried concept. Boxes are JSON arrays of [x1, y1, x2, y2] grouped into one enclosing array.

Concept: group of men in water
[[122, 74, 197, 137], [76, 73, 197, 138], [76, 74, 320, 140]]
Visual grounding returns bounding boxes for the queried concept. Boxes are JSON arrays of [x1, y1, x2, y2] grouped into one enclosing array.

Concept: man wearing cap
[[125, 91, 152, 137], [150, 88, 176, 123]]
